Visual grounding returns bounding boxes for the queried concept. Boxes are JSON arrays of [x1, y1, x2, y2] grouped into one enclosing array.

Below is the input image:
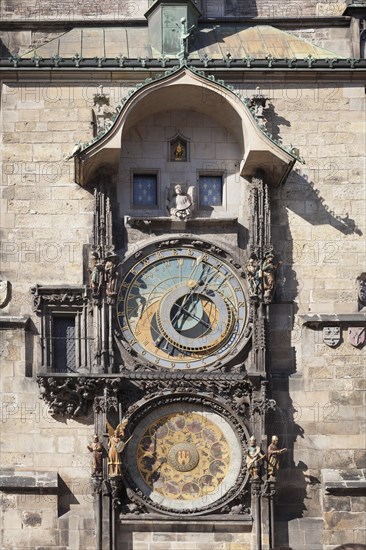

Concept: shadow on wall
[[58, 475, 80, 517], [263, 100, 363, 546]]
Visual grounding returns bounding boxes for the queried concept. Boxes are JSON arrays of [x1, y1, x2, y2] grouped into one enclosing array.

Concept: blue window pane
[[199, 176, 223, 206], [53, 316, 75, 373], [133, 174, 157, 206]]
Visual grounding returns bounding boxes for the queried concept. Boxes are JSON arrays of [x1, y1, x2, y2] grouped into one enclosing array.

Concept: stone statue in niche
[[167, 184, 194, 220], [262, 253, 280, 302], [87, 434, 103, 477], [90, 255, 104, 298], [108, 419, 130, 477], [170, 135, 188, 162], [267, 435, 287, 478], [246, 253, 279, 302], [105, 254, 119, 300], [174, 141, 185, 160], [246, 257, 261, 299], [245, 436, 265, 479]]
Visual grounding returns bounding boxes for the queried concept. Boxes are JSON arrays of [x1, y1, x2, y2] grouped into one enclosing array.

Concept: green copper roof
[[21, 24, 345, 60]]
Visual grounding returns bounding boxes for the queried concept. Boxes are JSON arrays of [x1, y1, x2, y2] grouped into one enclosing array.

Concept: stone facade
[[0, 2, 365, 550]]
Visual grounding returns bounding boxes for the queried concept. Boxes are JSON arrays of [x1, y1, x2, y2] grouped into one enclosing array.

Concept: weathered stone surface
[[0, 5, 365, 549], [0, 470, 58, 490], [22, 511, 42, 527]]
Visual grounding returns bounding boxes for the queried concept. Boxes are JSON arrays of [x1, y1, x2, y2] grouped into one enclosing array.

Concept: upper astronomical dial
[[117, 245, 247, 370]]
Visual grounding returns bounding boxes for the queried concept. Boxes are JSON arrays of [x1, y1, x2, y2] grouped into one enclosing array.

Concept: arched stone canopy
[[75, 67, 297, 186]]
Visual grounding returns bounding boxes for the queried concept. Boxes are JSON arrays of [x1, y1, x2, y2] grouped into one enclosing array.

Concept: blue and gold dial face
[[117, 245, 247, 369]]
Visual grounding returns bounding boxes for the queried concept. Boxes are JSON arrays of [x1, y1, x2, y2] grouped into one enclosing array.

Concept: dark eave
[[0, 16, 351, 32], [1, 57, 365, 71]]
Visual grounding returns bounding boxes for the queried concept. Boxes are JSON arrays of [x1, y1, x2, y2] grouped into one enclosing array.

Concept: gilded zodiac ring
[[168, 442, 199, 472]]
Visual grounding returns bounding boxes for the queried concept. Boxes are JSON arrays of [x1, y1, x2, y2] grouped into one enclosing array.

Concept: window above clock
[[198, 172, 225, 210], [132, 172, 159, 208]]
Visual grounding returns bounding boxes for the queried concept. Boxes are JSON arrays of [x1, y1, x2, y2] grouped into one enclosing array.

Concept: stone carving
[[104, 254, 119, 301], [267, 435, 287, 478], [178, 16, 195, 64], [108, 420, 128, 477], [120, 488, 146, 515], [0, 280, 11, 308], [108, 431, 123, 477], [246, 256, 261, 298], [250, 477, 263, 497], [92, 85, 111, 136], [247, 175, 280, 303], [119, 370, 253, 415], [37, 376, 99, 417], [90, 255, 104, 298], [30, 285, 87, 313], [167, 184, 194, 220], [348, 327, 365, 348], [323, 326, 341, 347], [174, 142, 184, 160], [357, 273, 366, 307], [249, 87, 269, 119], [250, 395, 276, 417], [245, 436, 265, 479], [37, 370, 259, 426], [87, 435, 103, 477], [93, 395, 119, 414], [90, 186, 119, 303], [262, 253, 280, 303], [245, 253, 279, 303], [262, 478, 276, 498]]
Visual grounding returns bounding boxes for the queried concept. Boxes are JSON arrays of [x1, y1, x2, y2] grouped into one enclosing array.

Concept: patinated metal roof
[[21, 24, 344, 60]]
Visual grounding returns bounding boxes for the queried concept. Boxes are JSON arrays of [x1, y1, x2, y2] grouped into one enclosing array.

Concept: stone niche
[[119, 108, 242, 221]]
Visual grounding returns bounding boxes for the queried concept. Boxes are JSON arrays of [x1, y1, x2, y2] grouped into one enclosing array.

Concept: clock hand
[[170, 268, 215, 328], [179, 307, 211, 329]]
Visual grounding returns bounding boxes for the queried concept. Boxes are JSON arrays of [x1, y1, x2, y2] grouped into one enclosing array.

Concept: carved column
[[259, 477, 276, 550], [251, 478, 263, 550], [90, 181, 119, 374]]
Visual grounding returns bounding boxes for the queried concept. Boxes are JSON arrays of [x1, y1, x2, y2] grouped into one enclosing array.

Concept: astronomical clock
[[116, 241, 249, 371], [111, 237, 254, 515]]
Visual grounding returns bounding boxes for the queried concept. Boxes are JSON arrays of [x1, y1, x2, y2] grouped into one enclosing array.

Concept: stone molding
[[0, 469, 58, 491], [0, 315, 30, 329], [322, 469, 366, 494], [300, 312, 366, 327]]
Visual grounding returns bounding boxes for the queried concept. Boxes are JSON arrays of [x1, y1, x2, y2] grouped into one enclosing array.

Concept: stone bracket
[[300, 312, 366, 328], [36, 372, 265, 418], [322, 468, 366, 495], [0, 469, 58, 492], [119, 516, 252, 530], [0, 316, 30, 329]]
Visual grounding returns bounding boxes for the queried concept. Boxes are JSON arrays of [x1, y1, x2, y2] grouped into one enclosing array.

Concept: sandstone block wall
[[1, 72, 365, 549], [0, 0, 348, 21]]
